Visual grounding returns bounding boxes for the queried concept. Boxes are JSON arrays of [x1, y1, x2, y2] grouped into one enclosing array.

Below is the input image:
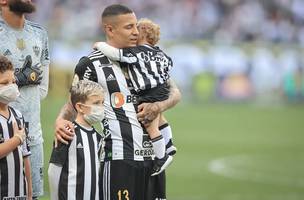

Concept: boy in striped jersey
[[0, 56, 32, 200], [48, 80, 104, 200], [94, 18, 176, 175]]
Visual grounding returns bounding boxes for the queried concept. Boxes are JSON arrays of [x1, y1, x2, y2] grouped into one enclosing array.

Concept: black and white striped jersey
[[116, 44, 172, 92], [0, 107, 31, 200], [72, 50, 154, 161], [48, 122, 102, 200]]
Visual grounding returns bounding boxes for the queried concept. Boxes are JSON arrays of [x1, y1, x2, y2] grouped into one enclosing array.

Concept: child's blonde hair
[[137, 18, 160, 46], [70, 80, 104, 108]]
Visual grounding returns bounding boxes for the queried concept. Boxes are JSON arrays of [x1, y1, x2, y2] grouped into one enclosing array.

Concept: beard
[[8, 0, 36, 14]]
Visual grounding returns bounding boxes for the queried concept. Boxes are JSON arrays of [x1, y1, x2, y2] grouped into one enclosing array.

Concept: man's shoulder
[[25, 20, 47, 35], [87, 50, 111, 66]]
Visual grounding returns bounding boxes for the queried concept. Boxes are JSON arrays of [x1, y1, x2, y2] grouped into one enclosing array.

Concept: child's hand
[[13, 122, 26, 145], [93, 42, 102, 50]]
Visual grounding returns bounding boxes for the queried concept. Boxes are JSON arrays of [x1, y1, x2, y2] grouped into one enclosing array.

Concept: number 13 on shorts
[[117, 189, 129, 200]]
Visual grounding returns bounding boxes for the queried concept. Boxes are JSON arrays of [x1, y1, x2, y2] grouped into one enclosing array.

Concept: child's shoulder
[[8, 106, 24, 119]]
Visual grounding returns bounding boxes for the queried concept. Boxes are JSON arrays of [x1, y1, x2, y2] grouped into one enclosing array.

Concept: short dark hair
[[0, 55, 14, 73], [102, 4, 133, 19]]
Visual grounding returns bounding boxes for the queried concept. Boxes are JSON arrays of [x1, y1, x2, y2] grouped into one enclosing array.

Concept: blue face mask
[[83, 104, 105, 125], [0, 84, 20, 104]]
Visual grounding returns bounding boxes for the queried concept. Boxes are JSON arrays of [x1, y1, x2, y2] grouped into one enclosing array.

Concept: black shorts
[[99, 160, 166, 200], [137, 83, 170, 104]]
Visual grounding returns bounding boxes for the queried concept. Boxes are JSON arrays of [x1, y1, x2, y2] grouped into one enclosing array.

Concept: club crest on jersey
[[16, 38, 26, 51], [33, 45, 40, 57], [110, 92, 138, 108]]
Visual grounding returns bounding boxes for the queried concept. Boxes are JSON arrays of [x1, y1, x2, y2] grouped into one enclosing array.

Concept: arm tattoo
[[159, 79, 181, 112]]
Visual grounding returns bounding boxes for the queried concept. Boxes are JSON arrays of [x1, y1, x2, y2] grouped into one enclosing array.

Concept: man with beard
[[0, 0, 50, 199]]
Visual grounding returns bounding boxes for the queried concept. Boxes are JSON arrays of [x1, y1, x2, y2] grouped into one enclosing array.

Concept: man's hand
[[55, 118, 75, 145], [137, 102, 161, 126], [15, 55, 43, 87]]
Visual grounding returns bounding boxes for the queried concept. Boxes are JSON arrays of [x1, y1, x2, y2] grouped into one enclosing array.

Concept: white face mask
[[0, 84, 20, 104], [83, 104, 105, 125]]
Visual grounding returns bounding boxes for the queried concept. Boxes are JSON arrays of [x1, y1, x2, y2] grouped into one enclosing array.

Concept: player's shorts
[[100, 160, 166, 200], [137, 82, 170, 104], [29, 143, 44, 198]]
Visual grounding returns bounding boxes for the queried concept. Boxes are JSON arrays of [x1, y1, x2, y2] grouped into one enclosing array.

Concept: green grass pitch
[[40, 97, 304, 200]]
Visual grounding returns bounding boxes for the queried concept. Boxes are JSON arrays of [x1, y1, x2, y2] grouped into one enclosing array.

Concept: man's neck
[[1, 7, 25, 29]]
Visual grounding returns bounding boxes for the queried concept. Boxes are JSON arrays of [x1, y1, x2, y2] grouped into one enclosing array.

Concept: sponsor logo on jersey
[[143, 141, 153, 148], [110, 92, 138, 108], [33, 45, 40, 57], [141, 51, 168, 64], [134, 149, 154, 157], [83, 66, 92, 80]]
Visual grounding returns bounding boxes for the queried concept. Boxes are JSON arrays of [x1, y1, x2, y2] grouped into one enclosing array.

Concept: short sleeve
[[49, 141, 70, 165], [71, 56, 98, 87]]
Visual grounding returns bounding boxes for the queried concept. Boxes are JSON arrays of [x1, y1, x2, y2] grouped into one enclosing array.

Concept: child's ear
[[75, 103, 83, 114]]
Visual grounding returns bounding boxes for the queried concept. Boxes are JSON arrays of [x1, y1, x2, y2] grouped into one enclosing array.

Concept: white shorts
[[29, 143, 44, 197]]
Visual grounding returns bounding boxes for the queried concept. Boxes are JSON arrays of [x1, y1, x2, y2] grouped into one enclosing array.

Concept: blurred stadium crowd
[[30, 0, 304, 102], [33, 0, 304, 43]]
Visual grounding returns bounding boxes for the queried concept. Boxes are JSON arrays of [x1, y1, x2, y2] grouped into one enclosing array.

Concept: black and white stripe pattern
[[102, 161, 111, 200], [48, 122, 102, 200], [92, 55, 152, 161], [0, 107, 31, 199], [119, 44, 173, 92], [74, 51, 154, 161]]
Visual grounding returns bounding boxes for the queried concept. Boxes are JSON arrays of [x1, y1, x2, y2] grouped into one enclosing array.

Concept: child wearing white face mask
[[48, 80, 105, 200], [0, 56, 32, 200]]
